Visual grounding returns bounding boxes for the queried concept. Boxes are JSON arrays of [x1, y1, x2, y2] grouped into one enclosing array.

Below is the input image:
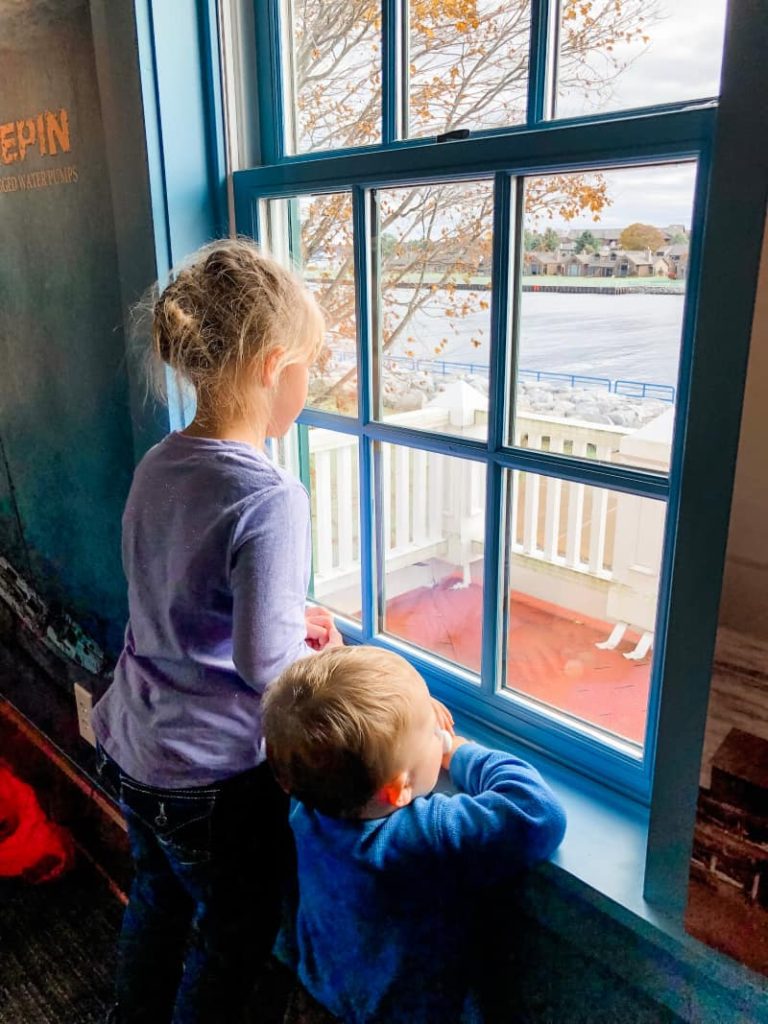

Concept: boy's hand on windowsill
[[431, 697, 454, 735], [305, 606, 344, 650], [441, 735, 469, 771]]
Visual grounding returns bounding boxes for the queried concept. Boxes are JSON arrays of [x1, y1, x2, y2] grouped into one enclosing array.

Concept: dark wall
[[0, 0, 137, 655]]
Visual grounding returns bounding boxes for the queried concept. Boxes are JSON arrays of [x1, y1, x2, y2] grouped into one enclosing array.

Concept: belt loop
[[154, 801, 168, 827]]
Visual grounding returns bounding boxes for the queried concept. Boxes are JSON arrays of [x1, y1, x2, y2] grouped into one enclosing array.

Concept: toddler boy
[[263, 645, 566, 1023]]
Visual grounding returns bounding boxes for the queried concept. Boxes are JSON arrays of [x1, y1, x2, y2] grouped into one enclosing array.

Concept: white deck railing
[[271, 399, 670, 632], [511, 413, 628, 578]]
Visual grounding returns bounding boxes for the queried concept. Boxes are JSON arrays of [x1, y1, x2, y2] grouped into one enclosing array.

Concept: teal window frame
[[230, 0, 767, 915]]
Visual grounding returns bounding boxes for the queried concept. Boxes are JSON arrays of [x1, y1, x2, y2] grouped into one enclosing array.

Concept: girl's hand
[[305, 606, 344, 650], [431, 696, 454, 735]]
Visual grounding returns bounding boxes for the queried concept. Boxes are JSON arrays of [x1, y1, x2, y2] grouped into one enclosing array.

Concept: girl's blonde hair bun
[[144, 237, 325, 416]]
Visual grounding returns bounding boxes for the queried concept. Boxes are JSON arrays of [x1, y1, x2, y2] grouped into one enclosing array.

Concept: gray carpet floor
[[0, 863, 120, 1024]]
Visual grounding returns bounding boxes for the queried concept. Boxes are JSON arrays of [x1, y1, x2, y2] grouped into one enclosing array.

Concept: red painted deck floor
[[385, 576, 650, 745]]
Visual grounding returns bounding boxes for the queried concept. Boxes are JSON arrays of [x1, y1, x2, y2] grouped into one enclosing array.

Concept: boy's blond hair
[[145, 237, 325, 422], [262, 646, 423, 817]]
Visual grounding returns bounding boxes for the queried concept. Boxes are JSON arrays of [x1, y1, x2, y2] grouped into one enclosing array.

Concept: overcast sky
[[548, 0, 727, 232], [558, 0, 728, 116], [539, 162, 699, 234]]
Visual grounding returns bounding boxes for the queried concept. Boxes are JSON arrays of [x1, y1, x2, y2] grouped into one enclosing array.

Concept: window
[[239, 0, 734, 801], [282, 1, 382, 153], [555, 0, 728, 120]]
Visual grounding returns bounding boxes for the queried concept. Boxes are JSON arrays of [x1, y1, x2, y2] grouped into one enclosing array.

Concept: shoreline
[[305, 272, 684, 296], [520, 283, 684, 295]]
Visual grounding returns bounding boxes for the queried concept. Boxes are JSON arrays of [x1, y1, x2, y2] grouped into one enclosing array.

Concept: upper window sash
[[255, 0, 723, 164]]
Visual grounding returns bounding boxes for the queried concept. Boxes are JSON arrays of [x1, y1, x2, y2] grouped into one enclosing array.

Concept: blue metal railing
[[612, 379, 676, 402], [517, 368, 612, 390], [331, 350, 676, 403], [517, 368, 675, 403]]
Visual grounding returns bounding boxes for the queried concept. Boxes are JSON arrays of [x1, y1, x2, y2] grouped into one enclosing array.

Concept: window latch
[[435, 129, 470, 143]]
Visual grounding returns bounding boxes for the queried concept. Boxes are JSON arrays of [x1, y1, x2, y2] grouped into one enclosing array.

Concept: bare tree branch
[[281, 0, 660, 410]]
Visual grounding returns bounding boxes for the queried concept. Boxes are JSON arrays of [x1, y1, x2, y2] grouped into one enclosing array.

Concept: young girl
[[92, 239, 340, 1024]]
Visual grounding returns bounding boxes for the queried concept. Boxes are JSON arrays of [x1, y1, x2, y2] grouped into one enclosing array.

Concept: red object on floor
[[0, 764, 75, 883], [385, 576, 650, 744]]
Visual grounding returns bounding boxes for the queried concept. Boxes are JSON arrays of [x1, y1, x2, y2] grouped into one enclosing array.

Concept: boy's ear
[[378, 771, 412, 808]]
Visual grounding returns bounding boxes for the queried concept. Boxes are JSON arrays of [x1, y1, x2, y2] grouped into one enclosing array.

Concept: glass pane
[[514, 162, 697, 472], [380, 444, 485, 674], [556, 0, 728, 119], [269, 426, 362, 621], [283, 0, 381, 154], [375, 180, 494, 439], [264, 194, 358, 416], [503, 470, 666, 748], [407, 1, 530, 138], [268, 424, 301, 478], [308, 426, 362, 621]]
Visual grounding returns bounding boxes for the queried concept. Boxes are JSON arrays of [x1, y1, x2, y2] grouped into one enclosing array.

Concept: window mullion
[[355, 419, 670, 502], [353, 186, 378, 640], [254, 0, 286, 163], [400, 0, 410, 138], [382, 0, 404, 145], [527, 0, 557, 125], [480, 173, 515, 696], [504, 178, 525, 446], [491, 447, 670, 501]]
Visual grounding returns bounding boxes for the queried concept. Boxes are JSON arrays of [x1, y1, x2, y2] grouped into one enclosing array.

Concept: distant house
[[619, 250, 669, 277], [552, 248, 669, 278], [657, 243, 689, 280], [584, 253, 619, 278], [573, 248, 669, 278], [563, 225, 688, 250], [386, 246, 491, 277], [559, 253, 592, 277], [523, 252, 563, 276], [574, 226, 622, 247], [422, 255, 471, 275], [361, 234, 681, 282], [660, 223, 688, 242]]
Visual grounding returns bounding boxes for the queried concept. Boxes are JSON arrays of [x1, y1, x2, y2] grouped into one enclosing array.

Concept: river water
[[385, 289, 685, 387]]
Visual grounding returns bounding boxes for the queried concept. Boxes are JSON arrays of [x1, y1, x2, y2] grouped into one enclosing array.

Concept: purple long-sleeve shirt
[[92, 432, 311, 788]]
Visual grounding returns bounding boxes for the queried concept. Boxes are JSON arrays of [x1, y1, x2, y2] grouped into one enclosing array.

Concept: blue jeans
[[97, 751, 293, 1024]]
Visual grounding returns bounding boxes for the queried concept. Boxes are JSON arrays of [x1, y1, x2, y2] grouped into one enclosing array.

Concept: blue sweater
[[286, 742, 566, 1023]]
